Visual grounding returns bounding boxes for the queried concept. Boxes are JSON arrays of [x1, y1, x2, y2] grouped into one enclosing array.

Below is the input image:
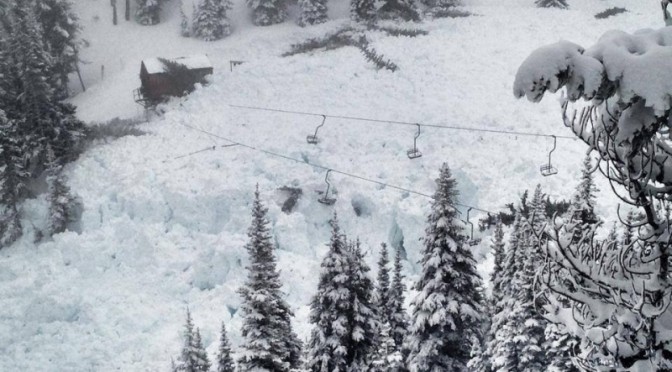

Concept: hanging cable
[[174, 121, 497, 215], [170, 144, 239, 161], [229, 104, 578, 140]]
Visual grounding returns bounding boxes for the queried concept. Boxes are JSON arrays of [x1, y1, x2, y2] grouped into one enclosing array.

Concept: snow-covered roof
[[142, 54, 212, 74]]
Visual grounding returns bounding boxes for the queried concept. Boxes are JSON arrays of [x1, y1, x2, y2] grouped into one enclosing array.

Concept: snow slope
[[0, 0, 661, 370]]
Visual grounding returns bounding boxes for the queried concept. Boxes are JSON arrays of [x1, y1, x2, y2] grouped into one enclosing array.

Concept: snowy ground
[[0, 0, 661, 370]]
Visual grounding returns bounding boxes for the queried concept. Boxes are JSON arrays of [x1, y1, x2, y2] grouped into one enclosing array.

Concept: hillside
[[0, 0, 660, 370]]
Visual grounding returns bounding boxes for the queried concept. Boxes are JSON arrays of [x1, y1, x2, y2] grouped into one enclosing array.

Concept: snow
[[514, 25, 672, 115], [1, 0, 664, 370], [142, 54, 213, 74]]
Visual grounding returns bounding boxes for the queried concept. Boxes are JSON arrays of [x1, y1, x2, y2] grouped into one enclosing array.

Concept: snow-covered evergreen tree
[[489, 223, 506, 311], [0, 110, 24, 248], [477, 223, 505, 372], [247, 0, 286, 26], [297, 0, 327, 27], [544, 323, 579, 372], [535, 0, 568, 9], [467, 336, 488, 372], [237, 187, 302, 371], [136, 0, 162, 25], [194, 328, 212, 372], [508, 186, 549, 372], [489, 214, 524, 371], [542, 159, 595, 372], [5, 0, 85, 173], [35, 0, 80, 98], [570, 153, 599, 228], [217, 322, 235, 372], [388, 246, 408, 352], [192, 0, 232, 41], [372, 320, 403, 371], [406, 163, 485, 372], [350, 0, 375, 23], [307, 215, 352, 371], [46, 146, 74, 236], [347, 239, 379, 370], [175, 309, 210, 372], [376, 242, 391, 323]]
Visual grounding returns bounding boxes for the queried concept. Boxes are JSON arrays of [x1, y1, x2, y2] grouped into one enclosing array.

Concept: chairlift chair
[[318, 169, 337, 205], [307, 115, 327, 145], [407, 124, 422, 159], [540, 135, 558, 176], [464, 208, 479, 246]]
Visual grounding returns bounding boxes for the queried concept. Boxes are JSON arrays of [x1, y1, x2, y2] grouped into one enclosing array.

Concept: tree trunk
[[125, 0, 131, 21], [111, 0, 118, 25]]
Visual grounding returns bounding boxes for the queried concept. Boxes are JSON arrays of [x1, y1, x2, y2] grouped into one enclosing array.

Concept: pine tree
[[489, 223, 506, 311], [175, 309, 210, 372], [489, 215, 524, 372], [477, 223, 505, 372], [350, 0, 376, 23], [466, 336, 488, 372], [247, 0, 286, 26], [238, 187, 302, 371], [388, 246, 409, 352], [307, 215, 352, 371], [0, 110, 24, 248], [543, 159, 596, 371], [5, 1, 85, 172], [46, 146, 74, 236], [406, 163, 485, 372], [535, 0, 568, 9], [136, 0, 162, 25], [376, 242, 391, 323], [35, 0, 80, 98], [507, 186, 549, 371], [347, 239, 379, 370], [192, 0, 232, 41], [216, 322, 235, 372], [194, 328, 212, 372], [571, 154, 599, 227], [544, 323, 579, 372], [510, 226, 547, 371], [372, 320, 403, 371], [297, 0, 328, 27]]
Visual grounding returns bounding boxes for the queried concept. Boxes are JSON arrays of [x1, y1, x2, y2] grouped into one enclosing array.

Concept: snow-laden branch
[[515, 26, 672, 369]]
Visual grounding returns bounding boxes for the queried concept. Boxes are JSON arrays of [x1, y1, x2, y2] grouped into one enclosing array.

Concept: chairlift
[[307, 115, 327, 145], [464, 208, 479, 246], [540, 135, 558, 176], [407, 123, 422, 159], [318, 169, 337, 205]]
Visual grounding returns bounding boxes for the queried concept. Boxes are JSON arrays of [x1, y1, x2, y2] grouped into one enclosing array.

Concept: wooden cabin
[[134, 54, 213, 107]]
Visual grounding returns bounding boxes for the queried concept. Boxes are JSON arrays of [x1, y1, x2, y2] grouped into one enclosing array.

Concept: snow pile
[[0, 0, 658, 370]]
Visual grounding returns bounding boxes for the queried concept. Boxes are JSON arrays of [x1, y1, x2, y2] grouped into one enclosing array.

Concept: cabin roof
[[142, 54, 213, 74]]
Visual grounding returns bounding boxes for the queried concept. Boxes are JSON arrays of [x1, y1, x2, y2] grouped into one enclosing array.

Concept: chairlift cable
[[171, 144, 239, 160], [175, 121, 497, 215], [229, 104, 578, 140]]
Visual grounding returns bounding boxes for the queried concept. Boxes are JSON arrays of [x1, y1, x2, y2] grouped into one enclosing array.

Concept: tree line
[[172, 163, 486, 371], [0, 0, 85, 247]]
